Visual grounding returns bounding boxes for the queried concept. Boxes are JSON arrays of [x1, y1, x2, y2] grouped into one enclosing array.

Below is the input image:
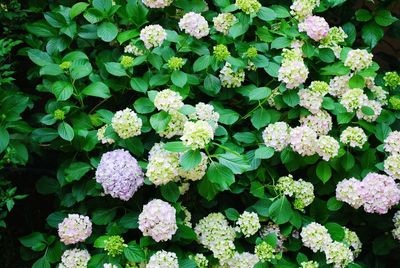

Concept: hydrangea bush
[[10, 0, 400, 267]]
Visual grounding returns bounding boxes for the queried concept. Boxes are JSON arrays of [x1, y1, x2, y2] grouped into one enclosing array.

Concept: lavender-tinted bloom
[[95, 149, 144, 201], [58, 214, 92, 245]]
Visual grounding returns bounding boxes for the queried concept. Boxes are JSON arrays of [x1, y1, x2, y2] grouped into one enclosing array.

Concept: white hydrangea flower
[[370, 85, 388, 105], [324, 241, 354, 268], [300, 261, 320, 268], [298, 88, 324, 114], [195, 213, 236, 264], [154, 89, 184, 112], [59, 249, 91, 268], [225, 252, 259, 268], [147, 250, 179, 268], [235, 0, 261, 14], [142, 0, 173, 9], [316, 135, 339, 161], [236, 211, 261, 237], [290, 126, 318, 156], [138, 199, 177, 242], [278, 49, 309, 89], [392, 211, 400, 240], [159, 112, 187, 138], [329, 75, 351, 97], [97, 124, 115, 144], [293, 179, 315, 211], [384, 154, 400, 180], [103, 264, 117, 268], [179, 12, 209, 39], [340, 88, 368, 112], [181, 120, 214, 150], [191, 253, 208, 268], [219, 62, 245, 88], [140, 24, 167, 49], [299, 110, 332, 136], [213, 13, 237, 35], [179, 152, 208, 181], [111, 108, 142, 139], [384, 131, 400, 155], [356, 99, 382, 122], [191, 102, 220, 129], [336, 178, 363, 209], [276, 175, 295, 196], [262, 122, 291, 151], [343, 227, 362, 257], [290, 0, 320, 20], [124, 43, 144, 56], [344, 49, 373, 72], [146, 143, 180, 185], [300, 222, 332, 253], [340, 126, 367, 148]]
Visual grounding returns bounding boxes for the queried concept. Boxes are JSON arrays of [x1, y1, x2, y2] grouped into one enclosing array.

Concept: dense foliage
[[1, 0, 400, 267]]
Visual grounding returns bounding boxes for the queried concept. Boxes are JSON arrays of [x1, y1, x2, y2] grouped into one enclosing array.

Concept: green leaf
[[250, 181, 265, 198], [104, 62, 127, 76], [51, 81, 74, 101], [375, 123, 391, 142], [224, 208, 240, 221], [282, 90, 300, 107], [36, 177, 60, 195], [318, 48, 335, 63], [93, 0, 113, 13], [251, 108, 271, 129], [65, 162, 92, 182], [325, 222, 345, 241], [206, 162, 235, 190], [316, 161, 332, 183], [160, 182, 180, 203], [163, 141, 188, 152], [348, 74, 365, 89], [257, 7, 277, 22], [271, 37, 291, 49], [149, 74, 169, 87], [375, 10, 398, 27], [94, 235, 110, 248], [82, 81, 111, 98], [133, 97, 155, 114], [372, 235, 397, 256], [193, 55, 211, 72], [28, 49, 53, 66], [180, 150, 202, 170], [46, 211, 65, 228], [355, 9, 372, 22], [269, 196, 292, 224], [321, 62, 350, 76], [31, 128, 59, 143], [39, 64, 63, 76], [269, 5, 290, 18], [342, 152, 355, 171], [70, 2, 90, 19], [255, 146, 274, 159], [361, 22, 384, 48], [361, 106, 375, 116], [32, 256, 50, 268], [197, 177, 221, 200], [92, 208, 116, 225], [171, 70, 188, 88], [249, 87, 271, 101], [124, 243, 145, 262], [176, 225, 197, 241], [327, 197, 343, 211], [150, 111, 171, 132], [19, 232, 47, 251], [0, 127, 10, 153], [204, 74, 221, 95], [70, 59, 92, 79], [218, 153, 250, 174], [130, 78, 148, 93], [119, 212, 139, 229], [58, 122, 74, 141], [117, 29, 139, 44]]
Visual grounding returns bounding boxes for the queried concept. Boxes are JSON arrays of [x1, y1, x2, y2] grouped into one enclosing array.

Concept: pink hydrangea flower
[[58, 214, 92, 245], [298, 16, 330, 41]]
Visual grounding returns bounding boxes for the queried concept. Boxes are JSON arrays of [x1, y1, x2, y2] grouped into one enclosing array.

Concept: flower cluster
[[329, 75, 351, 97], [290, 126, 318, 156], [58, 214, 92, 245], [120, 55, 134, 68], [255, 241, 276, 262], [298, 88, 324, 114], [301, 261, 319, 268], [290, 0, 320, 20], [213, 13, 237, 35], [356, 99, 382, 122], [147, 250, 179, 268], [138, 199, 177, 242], [336, 173, 400, 214], [190, 102, 220, 129], [95, 149, 144, 201], [146, 143, 180, 185], [384, 71, 400, 89], [340, 88, 368, 112], [179, 12, 209, 39], [298, 15, 330, 41], [191, 253, 208, 268], [111, 108, 142, 139], [343, 227, 362, 257], [276, 175, 315, 211], [262, 122, 291, 151], [159, 111, 187, 138], [384, 130, 400, 180], [140, 24, 167, 49], [213, 44, 230, 61], [384, 154, 400, 180], [59, 249, 90, 268], [167, 57, 185, 71], [340, 126, 367, 148], [320, 27, 348, 57], [104, 235, 127, 257], [124, 43, 144, 56], [142, 0, 173, 9], [97, 125, 114, 144], [278, 48, 309, 89], [392, 211, 400, 240], [225, 252, 259, 268], [181, 120, 214, 149], [316, 135, 339, 161], [344, 49, 373, 72], [219, 62, 245, 88], [324, 241, 354, 268], [194, 213, 236, 263], [235, 0, 261, 14], [260, 222, 287, 252], [299, 110, 332, 136], [236, 211, 260, 237], [154, 89, 184, 112]]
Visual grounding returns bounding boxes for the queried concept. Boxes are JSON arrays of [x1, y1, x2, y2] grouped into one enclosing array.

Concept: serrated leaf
[[82, 81, 110, 98], [58, 122, 74, 141]]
